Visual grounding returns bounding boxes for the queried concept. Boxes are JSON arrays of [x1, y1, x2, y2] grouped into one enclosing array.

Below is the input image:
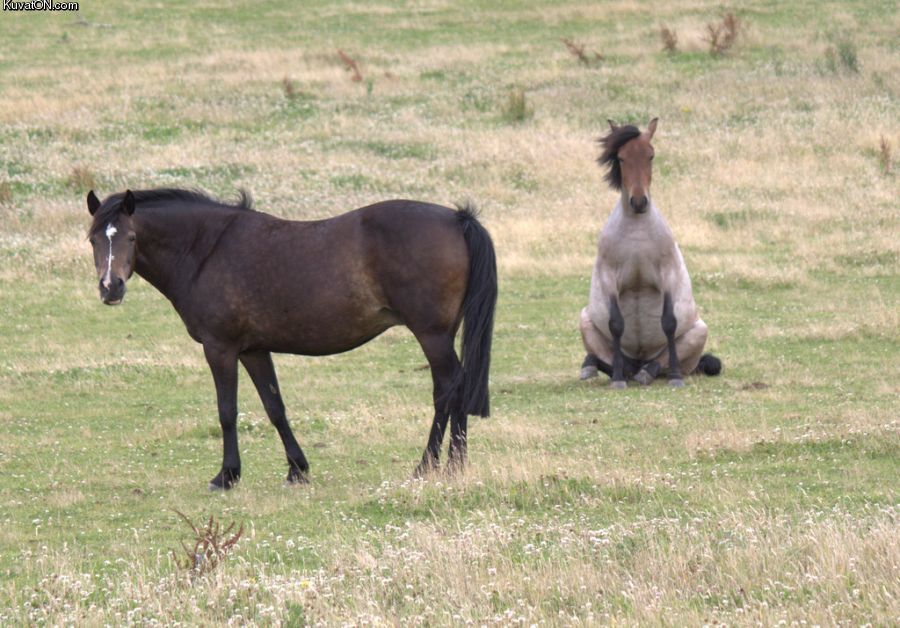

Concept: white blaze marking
[[103, 223, 117, 288]]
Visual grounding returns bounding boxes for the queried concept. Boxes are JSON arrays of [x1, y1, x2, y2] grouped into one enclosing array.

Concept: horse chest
[[608, 251, 666, 357], [611, 248, 661, 293]]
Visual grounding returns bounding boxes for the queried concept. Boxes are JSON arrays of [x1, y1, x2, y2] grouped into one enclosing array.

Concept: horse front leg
[[608, 295, 627, 389], [656, 318, 710, 377], [661, 292, 684, 387], [240, 350, 309, 485], [204, 343, 241, 490]]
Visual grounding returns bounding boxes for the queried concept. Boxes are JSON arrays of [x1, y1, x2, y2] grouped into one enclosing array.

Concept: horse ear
[[87, 190, 101, 216], [607, 119, 618, 131], [646, 117, 659, 139], [122, 190, 136, 216]]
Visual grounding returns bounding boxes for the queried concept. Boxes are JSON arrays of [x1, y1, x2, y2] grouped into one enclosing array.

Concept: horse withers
[[579, 118, 721, 388], [86, 189, 496, 489]]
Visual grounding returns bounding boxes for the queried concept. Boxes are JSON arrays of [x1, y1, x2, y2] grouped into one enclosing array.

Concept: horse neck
[[611, 193, 667, 230], [132, 207, 209, 299], [604, 194, 675, 257]]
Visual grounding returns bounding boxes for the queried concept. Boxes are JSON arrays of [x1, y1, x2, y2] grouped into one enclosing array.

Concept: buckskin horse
[[86, 188, 496, 489], [579, 118, 720, 388]]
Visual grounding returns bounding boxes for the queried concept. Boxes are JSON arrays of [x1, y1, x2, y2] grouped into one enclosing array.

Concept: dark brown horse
[[86, 188, 496, 489]]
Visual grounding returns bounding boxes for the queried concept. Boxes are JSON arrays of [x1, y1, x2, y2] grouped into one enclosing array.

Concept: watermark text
[[4, 0, 79, 11]]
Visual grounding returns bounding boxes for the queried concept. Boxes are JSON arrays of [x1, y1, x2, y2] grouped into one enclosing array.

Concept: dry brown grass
[[4, 505, 896, 625]]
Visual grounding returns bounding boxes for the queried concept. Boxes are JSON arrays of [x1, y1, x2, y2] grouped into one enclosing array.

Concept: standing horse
[[579, 118, 720, 388], [86, 188, 496, 489]]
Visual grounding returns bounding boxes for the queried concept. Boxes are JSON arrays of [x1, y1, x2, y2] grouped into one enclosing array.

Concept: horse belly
[[619, 290, 666, 360], [245, 291, 399, 356]]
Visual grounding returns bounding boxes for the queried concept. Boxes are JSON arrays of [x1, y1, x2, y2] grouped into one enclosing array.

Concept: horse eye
[[90, 237, 97, 245]]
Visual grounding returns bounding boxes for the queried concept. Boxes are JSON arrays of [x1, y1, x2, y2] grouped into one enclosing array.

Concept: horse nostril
[[115, 278, 125, 290]]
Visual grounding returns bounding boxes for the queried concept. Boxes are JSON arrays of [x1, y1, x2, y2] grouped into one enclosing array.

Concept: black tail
[[696, 353, 722, 376], [455, 204, 497, 417]]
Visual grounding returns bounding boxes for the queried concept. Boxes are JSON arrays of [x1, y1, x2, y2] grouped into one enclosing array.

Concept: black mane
[[597, 125, 641, 190], [89, 188, 253, 236]]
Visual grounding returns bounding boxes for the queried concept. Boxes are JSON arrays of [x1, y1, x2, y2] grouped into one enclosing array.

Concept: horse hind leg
[[240, 350, 309, 484], [579, 308, 614, 380], [413, 332, 461, 477], [580, 353, 612, 380], [634, 361, 661, 386]]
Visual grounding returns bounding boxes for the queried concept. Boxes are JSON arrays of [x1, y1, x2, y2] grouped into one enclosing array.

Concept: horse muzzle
[[630, 195, 649, 213], [100, 277, 126, 305]]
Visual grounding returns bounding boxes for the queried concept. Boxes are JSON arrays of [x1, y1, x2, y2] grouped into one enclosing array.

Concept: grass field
[[1, 0, 898, 624]]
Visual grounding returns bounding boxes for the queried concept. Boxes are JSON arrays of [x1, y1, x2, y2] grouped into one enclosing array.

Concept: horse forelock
[[597, 125, 642, 190]]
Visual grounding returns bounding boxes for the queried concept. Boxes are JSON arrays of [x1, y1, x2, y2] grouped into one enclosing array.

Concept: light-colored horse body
[[579, 119, 717, 387]]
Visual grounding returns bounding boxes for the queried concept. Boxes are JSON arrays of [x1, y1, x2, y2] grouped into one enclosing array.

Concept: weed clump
[[704, 12, 741, 55], [562, 38, 603, 66], [67, 165, 96, 191], [878, 135, 892, 175], [0, 181, 11, 204], [660, 26, 678, 53], [171, 509, 244, 581], [282, 76, 298, 100], [337, 49, 363, 82], [501, 88, 533, 124], [825, 41, 860, 74]]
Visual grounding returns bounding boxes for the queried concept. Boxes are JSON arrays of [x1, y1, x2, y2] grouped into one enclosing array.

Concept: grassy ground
[[1, 0, 898, 624]]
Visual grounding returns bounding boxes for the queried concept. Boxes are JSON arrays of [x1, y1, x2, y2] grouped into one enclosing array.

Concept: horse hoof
[[446, 456, 467, 475], [413, 460, 439, 479], [580, 366, 599, 380], [285, 472, 310, 486], [208, 479, 238, 491], [209, 469, 240, 491], [610, 380, 627, 389], [668, 378, 685, 388], [634, 369, 654, 386]]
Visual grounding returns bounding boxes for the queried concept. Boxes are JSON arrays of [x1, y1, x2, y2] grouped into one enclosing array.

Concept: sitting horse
[[86, 188, 496, 488], [579, 118, 720, 388]]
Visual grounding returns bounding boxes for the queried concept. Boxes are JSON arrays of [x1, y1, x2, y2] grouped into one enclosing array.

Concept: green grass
[[1, 0, 898, 624]]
